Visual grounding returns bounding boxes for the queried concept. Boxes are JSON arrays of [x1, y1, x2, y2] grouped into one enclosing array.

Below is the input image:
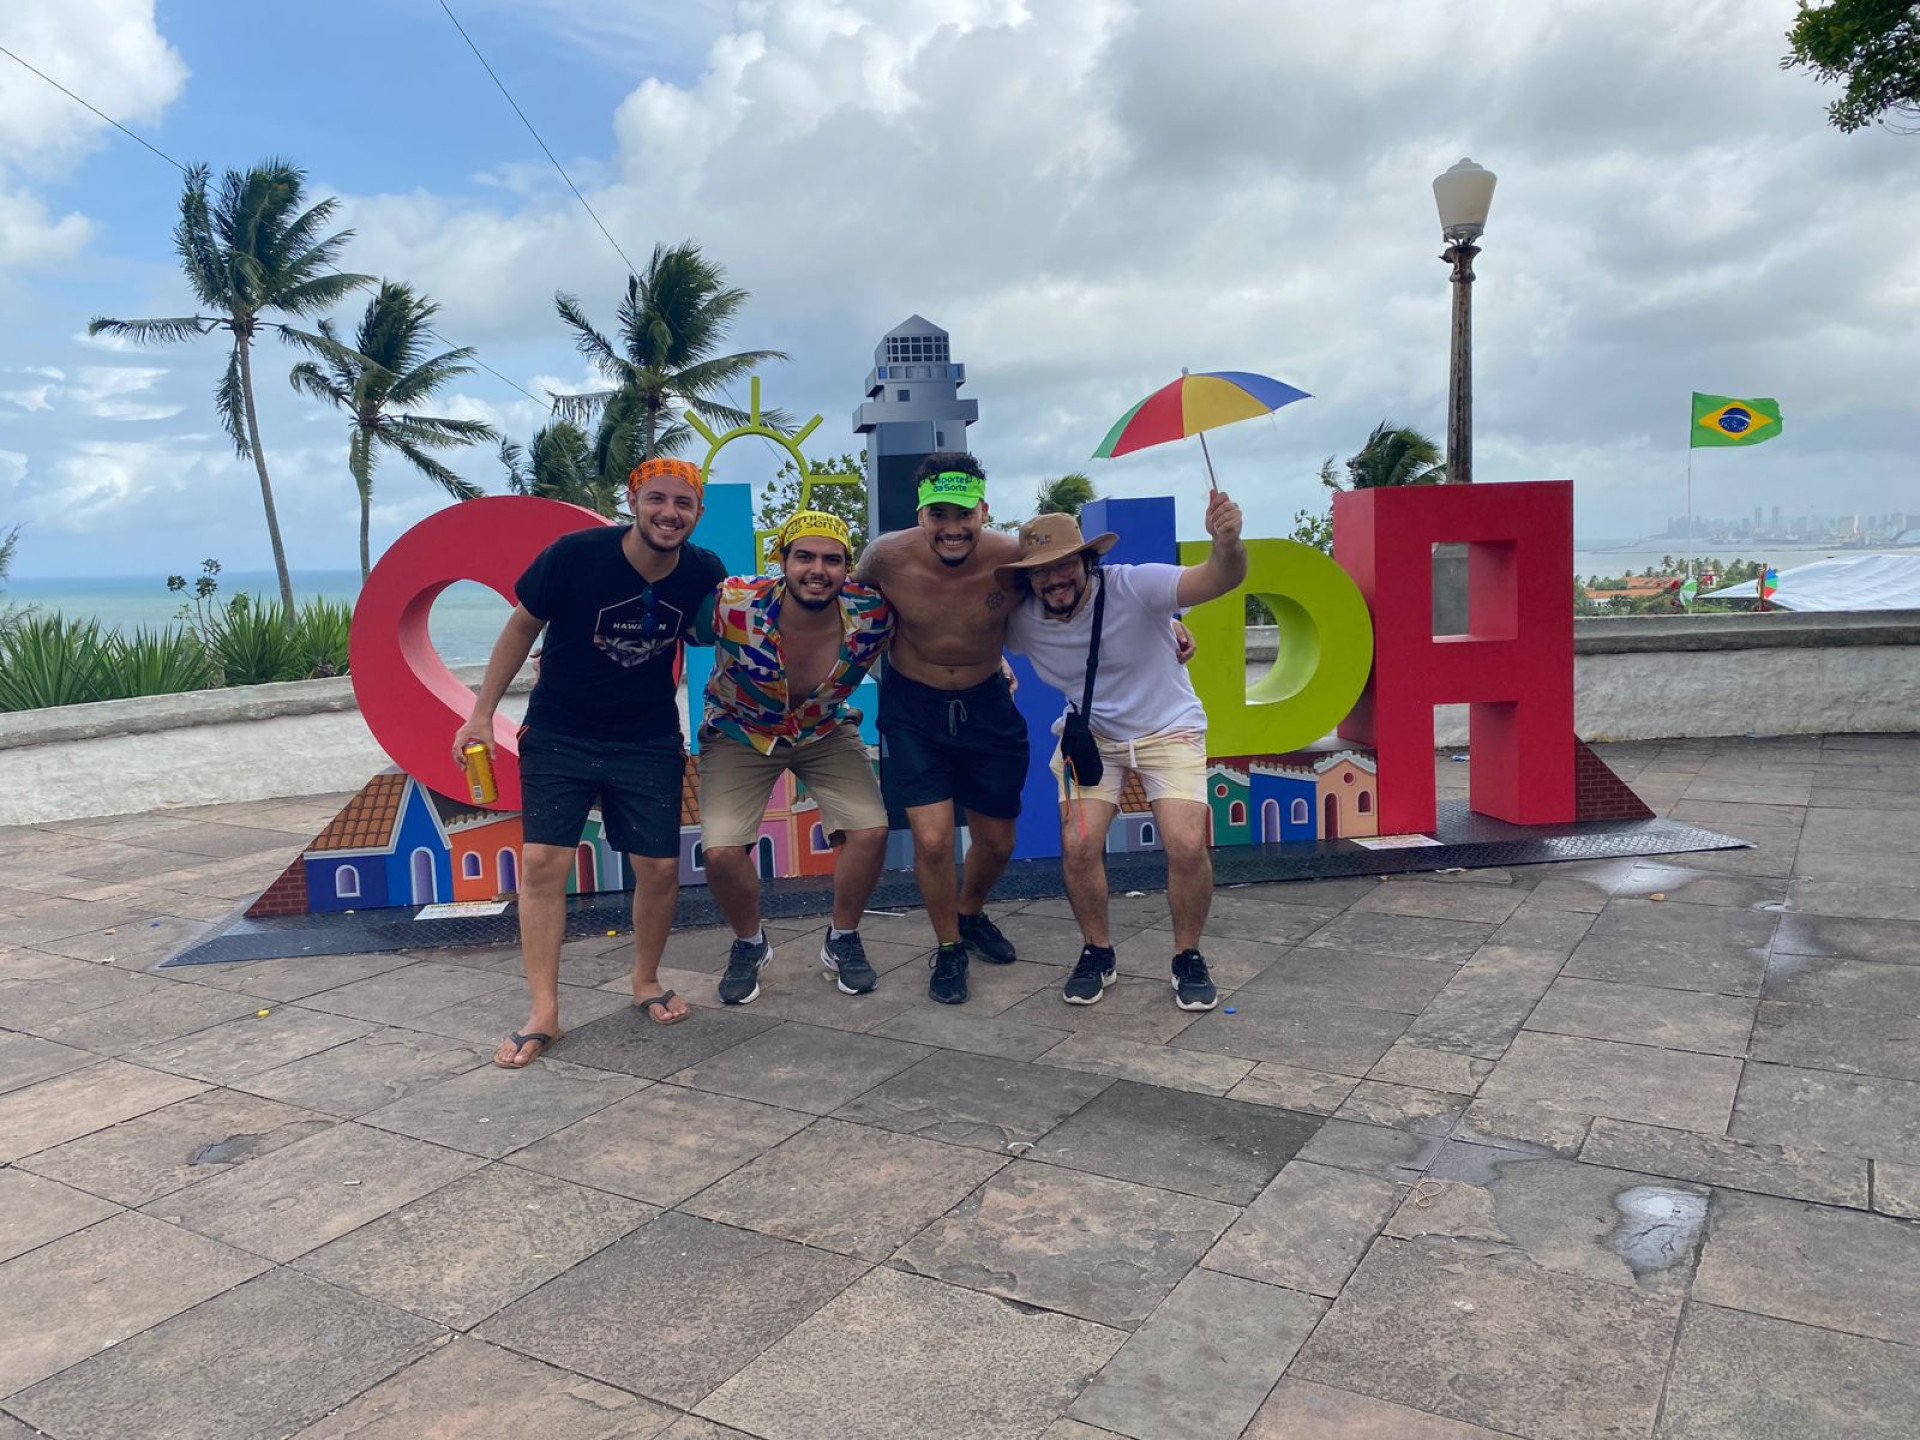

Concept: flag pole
[[1685, 447, 1694, 579]]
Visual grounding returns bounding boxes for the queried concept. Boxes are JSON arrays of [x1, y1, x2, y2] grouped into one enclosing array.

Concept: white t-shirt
[[1005, 563, 1207, 740]]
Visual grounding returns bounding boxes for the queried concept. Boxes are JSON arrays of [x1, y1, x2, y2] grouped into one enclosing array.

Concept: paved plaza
[[2, 734, 1918, 1439]]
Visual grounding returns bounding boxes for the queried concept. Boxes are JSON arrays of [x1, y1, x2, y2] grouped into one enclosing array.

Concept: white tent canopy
[[1703, 553, 1920, 611]]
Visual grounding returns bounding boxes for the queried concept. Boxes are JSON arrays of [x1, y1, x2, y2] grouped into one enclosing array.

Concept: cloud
[[68, 365, 183, 421], [7, 0, 1919, 575]]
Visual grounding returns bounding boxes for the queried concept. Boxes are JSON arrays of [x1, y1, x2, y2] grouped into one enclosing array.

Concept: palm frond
[[216, 347, 252, 456], [348, 425, 375, 498], [274, 271, 374, 317], [87, 315, 217, 345], [553, 292, 627, 377], [389, 414, 497, 445], [550, 387, 617, 424], [388, 438, 480, 500], [288, 359, 349, 406], [386, 350, 475, 407]]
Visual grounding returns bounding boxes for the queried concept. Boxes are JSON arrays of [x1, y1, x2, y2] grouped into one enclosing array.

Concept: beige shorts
[[698, 725, 889, 848], [1049, 727, 1208, 807]]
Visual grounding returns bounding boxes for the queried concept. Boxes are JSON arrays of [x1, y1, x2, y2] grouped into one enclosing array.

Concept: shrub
[[106, 626, 219, 697], [0, 614, 111, 710]]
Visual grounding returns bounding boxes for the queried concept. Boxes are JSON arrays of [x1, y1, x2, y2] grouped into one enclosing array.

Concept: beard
[[788, 589, 835, 611], [636, 523, 686, 553], [1042, 591, 1081, 616]]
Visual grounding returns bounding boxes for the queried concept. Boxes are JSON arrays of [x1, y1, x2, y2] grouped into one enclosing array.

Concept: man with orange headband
[[697, 508, 894, 1004], [455, 455, 726, 1067]]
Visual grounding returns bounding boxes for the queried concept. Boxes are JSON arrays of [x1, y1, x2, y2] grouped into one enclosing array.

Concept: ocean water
[[5, 571, 513, 667], [6, 543, 1880, 663]]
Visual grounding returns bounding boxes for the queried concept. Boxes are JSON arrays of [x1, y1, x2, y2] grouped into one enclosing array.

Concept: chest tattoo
[[985, 590, 1005, 612]]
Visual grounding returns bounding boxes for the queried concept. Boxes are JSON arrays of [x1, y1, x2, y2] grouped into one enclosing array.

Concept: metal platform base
[[161, 802, 1747, 968]]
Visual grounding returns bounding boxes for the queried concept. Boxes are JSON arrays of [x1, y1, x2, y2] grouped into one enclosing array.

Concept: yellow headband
[[770, 509, 853, 567]]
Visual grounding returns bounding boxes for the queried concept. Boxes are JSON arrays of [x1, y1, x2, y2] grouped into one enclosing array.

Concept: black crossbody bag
[[1059, 575, 1108, 789]]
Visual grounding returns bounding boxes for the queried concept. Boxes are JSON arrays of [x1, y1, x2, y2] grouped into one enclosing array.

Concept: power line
[[0, 42, 546, 411], [0, 42, 189, 173], [435, 0, 641, 278], [429, 0, 780, 465]]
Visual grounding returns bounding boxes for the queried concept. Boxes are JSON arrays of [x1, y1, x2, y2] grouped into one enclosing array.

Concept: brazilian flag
[[1691, 393, 1782, 448]]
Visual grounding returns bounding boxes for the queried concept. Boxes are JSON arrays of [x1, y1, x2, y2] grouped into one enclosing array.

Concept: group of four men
[[453, 451, 1246, 1068]]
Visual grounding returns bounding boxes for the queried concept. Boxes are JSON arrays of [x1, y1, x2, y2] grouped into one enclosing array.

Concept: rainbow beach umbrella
[[1092, 369, 1312, 489]]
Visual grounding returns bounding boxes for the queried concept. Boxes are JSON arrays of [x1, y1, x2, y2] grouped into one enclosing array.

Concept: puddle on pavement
[[1609, 1185, 1707, 1276], [189, 1132, 269, 1166]]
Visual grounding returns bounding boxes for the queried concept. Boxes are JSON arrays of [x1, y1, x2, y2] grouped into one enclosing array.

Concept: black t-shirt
[[515, 526, 725, 742]]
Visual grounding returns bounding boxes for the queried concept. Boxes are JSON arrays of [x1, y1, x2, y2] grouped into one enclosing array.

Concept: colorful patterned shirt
[[702, 576, 894, 754]]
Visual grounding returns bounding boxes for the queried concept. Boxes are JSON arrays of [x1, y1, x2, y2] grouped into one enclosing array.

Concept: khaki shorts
[[1049, 727, 1208, 807], [698, 725, 889, 848]]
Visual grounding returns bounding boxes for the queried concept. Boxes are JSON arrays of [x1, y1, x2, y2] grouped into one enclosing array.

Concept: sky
[[1, 0, 1916, 580]]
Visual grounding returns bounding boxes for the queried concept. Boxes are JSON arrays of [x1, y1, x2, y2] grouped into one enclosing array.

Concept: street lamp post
[[1433, 158, 1497, 484]]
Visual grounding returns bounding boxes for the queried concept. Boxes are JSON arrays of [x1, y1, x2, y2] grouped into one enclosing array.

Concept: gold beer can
[[462, 742, 498, 805]]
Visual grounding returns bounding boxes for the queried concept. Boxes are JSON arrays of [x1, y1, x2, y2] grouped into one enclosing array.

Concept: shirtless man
[[855, 454, 1025, 1004]]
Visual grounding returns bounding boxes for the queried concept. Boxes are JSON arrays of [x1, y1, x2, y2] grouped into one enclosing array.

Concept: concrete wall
[[5, 614, 1916, 826]]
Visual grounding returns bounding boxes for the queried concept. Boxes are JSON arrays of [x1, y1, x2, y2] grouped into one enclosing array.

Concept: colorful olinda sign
[[253, 456, 1579, 918]]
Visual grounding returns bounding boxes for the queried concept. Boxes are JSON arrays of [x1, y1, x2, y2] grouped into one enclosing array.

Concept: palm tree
[[289, 281, 498, 580], [500, 420, 618, 517], [90, 160, 371, 609], [550, 240, 789, 476], [1034, 472, 1097, 519], [1330, 422, 1448, 490]]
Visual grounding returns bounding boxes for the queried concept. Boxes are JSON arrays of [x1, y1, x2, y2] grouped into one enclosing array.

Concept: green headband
[[917, 469, 987, 510]]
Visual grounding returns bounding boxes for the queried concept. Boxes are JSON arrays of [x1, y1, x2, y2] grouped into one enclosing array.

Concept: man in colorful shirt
[[698, 509, 895, 1004]]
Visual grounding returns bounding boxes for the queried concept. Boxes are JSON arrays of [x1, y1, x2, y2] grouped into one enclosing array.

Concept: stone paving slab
[[1657, 1302, 1919, 1440], [698, 1266, 1122, 1440], [1332, 1080, 1468, 1136], [295, 1162, 652, 1329], [1477, 1031, 1743, 1133], [1235, 947, 1459, 1014], [6, 1267, 443, 1440], [20, 1086, 334, 1206], [240, 1026, 493, 1117], [300, 960, 518, 1023], [0, 952, 162, 1030], [1068, 1267, 1324, 1440], [1693, 1188, 1920, 1344], [1030, 1078, 1318, 1204], [476, 1210, 865, 1409], [1732, 1061, 1920, 1165], [142, 1120, 485, 1262], [1751, 998, 1920, 1082], [1203, 1158, 1402, 1297], [288, 1337, 679, 1439], [125, 1004, 378, 1084], [359, 1055, 645, 1158], [547, 1004, 780, 1078], [0, 1029, 95, 1096], [1224, 1060, 1360, 1115], [1875, 1157, 1920, 1219], [1562, 932, 1768, 997], [507, 1081, 808, 1205], [1579, 1115, 1868, 1208], [1170, 990, 1410, 1075], [1245, 1377, 1519, 1438], [871, 1003, 1070, 1060], [0, 1209, 268, 1396], [0, 1165, 118, 1263], [1293, 1238, 1683, 1440], [1525, 975, 1758, 1057], [1033, 1029, 1255, 1095], [668, 1019, 929, 1114], [893, 1161, 1236, 1329], [833, 1047, 1114, 1150], [1386, 1152, 1709, 1296], [682, 1116, 1004, 1259], [0, 1059, 207, 1161], [29, 980, 263, 1054]]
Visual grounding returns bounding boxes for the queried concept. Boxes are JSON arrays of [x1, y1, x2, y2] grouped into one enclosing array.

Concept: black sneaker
[[718, 934, 772, 1005], [958, 910, 1018, 965], [821, 930, 878, 995], [1171, 949, 1218, 1011], [927, 942, 969, 1004], [1062, 945, 1117, 1004]]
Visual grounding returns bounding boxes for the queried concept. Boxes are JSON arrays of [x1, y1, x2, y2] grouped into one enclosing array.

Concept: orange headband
[[627, 456, 705, 499]]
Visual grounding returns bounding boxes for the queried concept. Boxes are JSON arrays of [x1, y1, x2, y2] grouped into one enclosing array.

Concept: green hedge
[[0, 596, 353, 712]]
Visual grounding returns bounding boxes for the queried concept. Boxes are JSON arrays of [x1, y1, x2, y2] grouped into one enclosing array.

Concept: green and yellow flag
[[1691, 393, 1782, 448]]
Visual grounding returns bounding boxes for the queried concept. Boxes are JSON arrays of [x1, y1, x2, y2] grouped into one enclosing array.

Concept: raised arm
[[1175, 489, 1248, 608]]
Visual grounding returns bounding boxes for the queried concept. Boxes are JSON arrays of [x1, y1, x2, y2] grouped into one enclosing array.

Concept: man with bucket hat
[[699, 508, 895, 1005], [998, 489, 1247, 1011], [854, 453, 1028, 1004], [455, 455, 727, 1066]]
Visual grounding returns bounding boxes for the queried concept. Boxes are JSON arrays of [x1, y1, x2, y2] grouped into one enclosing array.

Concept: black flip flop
[[635, 991, 688, 1025], [494, 1030, 556, 1068]]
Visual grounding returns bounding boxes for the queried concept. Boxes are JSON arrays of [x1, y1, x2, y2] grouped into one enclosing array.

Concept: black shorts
[[877, 668, 1029, 820], [518, 728, 685, 858]]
